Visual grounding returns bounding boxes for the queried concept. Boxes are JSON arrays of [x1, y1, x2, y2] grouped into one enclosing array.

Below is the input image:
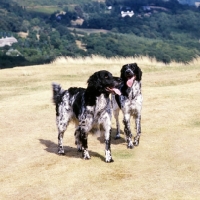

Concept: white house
[[195, 2, 200, 7], [121, 10, 134, 17], [107, 6, 112, 10]]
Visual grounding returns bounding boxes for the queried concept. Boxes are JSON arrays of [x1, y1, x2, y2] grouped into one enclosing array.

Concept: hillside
[[0, 0, 200, 68], [12, 0, 97, 6], [0, 56, 200, 199], [178, 0, 198, 5]]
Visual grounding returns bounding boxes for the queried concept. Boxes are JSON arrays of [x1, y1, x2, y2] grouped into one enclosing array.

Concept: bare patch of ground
[[68, 27, 111, 35], [18, 32, 28, 38]]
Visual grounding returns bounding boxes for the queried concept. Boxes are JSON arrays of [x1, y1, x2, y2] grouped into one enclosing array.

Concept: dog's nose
[[125, 69, 132, 75], [114, 77, 122, 82]]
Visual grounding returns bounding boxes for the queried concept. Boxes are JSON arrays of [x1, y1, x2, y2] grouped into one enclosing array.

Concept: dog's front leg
[[80, 130, 90, 160], [78, 112, 93, 160], [105, 129, 114, 163], [102, 117, 114, 163], [123, 114, 133, 149], [133, 113, 141, 146]]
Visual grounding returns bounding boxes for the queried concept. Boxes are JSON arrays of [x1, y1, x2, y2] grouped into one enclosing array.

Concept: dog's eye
[[105, 75, 108, 79]]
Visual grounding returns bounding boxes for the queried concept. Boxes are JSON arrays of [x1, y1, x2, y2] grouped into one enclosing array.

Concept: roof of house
[[0, 36, 18, 47]]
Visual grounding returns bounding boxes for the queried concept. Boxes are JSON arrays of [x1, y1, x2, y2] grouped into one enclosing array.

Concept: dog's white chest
[[129, 82, 140, 98], [95, 94, 108, 114]]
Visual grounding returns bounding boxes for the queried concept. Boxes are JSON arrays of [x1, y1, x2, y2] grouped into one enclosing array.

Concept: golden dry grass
[[0, 56, 200, 200]]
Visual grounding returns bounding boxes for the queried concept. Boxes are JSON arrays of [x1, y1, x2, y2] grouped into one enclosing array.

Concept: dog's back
[[52, 83, 86, 118]]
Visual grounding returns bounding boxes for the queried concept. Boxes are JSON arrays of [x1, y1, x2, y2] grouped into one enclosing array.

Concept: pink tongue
[[127, 77, 134, 87], [106, 87, 121, 95], [112, 88, 121, 95]]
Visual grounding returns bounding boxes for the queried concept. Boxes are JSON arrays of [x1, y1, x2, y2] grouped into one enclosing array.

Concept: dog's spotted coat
[[52, 70, 121, 162]]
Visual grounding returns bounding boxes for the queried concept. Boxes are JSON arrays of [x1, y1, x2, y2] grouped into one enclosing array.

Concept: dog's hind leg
[[112, 95, 121, 139], [57, 130, 65, 155], [133, 113, 141, 146], [113, 108, 121, 139], [123, 114, 133, 149], [56, 112, 71, 155], [74, 128, 82, 152]]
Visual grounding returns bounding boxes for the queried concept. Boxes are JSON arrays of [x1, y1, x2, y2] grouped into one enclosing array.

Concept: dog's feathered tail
[[52, 83, 64, 105]]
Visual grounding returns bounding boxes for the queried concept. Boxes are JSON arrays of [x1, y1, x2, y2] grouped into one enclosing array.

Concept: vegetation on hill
[[0, 0, 200, 68], [12, 0, 94, 7]]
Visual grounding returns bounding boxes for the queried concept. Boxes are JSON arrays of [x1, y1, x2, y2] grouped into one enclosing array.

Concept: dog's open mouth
[[126, 75, 136, 87], [106, 87, 121, 95]]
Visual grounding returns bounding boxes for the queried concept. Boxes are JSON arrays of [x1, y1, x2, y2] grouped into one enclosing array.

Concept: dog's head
[[120, 63, 142, 87], [87, 70, 121, 95]]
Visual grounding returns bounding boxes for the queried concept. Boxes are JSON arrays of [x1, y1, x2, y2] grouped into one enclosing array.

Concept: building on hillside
[[56, 11, 66, 17], [56, 11, 66, 21], [0, 36, 18, 47], [107, 6, 112, 10], [195, 2, 200, 7], [121, 10, 134, 17]]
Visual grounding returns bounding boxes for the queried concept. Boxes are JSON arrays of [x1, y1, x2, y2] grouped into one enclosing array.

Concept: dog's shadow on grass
[[39, 139, 105, 161], [111, 128, 125, 145], [39, 128, 124, 161], [96, 128, 125, 145]]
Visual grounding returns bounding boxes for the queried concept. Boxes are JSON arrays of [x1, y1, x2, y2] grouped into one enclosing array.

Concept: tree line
[[0, 0, 200, 68]]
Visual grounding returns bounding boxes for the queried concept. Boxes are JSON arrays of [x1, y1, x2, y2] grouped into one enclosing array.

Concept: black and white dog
[[112, 63, 143, 149], [52, 70, 121, 162]]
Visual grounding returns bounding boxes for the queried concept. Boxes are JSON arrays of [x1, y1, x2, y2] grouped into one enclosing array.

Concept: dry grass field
[[0, 56, 200, 200]]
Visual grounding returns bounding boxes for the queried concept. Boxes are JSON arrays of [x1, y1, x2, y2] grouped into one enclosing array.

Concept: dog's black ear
[[87, 72, 100, 88], [120, 64, 127, 80], [135, 63, 142, 81]]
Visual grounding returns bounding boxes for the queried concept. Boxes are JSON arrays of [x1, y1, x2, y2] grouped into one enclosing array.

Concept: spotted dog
[[112, 63, 143, 149], [52, 70, 121, 162]]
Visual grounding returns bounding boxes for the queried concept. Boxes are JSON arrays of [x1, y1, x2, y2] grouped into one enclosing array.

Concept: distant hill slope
[[0, 0, 200, 68], [12, 0, 200, 7], [12, 0, 101, 6], [178, 0, 198, 5]]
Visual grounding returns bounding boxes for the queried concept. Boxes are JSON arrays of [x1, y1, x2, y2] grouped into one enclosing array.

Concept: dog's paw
[[76, 144, 82, 152], [133, 136, 140, 146], [115, 133, 121, 140], [105, 150, 114, 163], [127, 140, 134, 149], [77, 148, 82, 152], [82, 149, 91, 160], [58, 148, 65, 155]]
